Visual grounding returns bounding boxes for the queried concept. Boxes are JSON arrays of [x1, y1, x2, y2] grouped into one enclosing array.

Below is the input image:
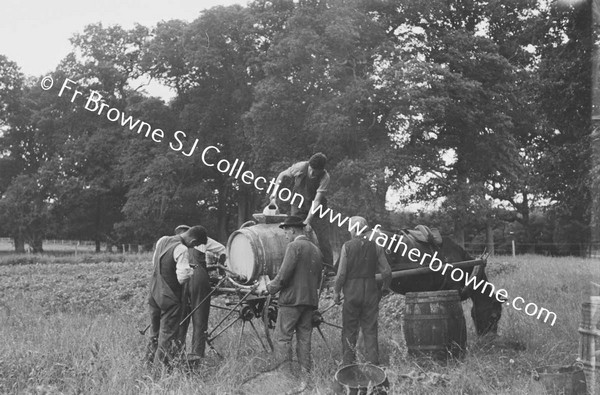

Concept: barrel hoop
[[406, 345, 447, 351], [406, 290, 460, 296], [250, 227, 267, 278], [405, 315, 464, 320], [406, 296, 461, 302]]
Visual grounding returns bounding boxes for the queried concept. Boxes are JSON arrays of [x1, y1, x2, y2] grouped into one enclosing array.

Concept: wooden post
[[579, 282, 600, 395], [591, 0, 600, 259]]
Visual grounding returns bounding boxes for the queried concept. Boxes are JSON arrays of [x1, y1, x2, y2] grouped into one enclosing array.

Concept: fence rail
[[2, 237, 600, 257], [0, 238, 150, 254]]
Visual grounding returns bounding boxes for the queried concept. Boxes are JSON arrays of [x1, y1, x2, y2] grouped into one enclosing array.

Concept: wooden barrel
[[578, 300, 600, 395], [403, 290, 467, 360], [226, 223, 318, 284]]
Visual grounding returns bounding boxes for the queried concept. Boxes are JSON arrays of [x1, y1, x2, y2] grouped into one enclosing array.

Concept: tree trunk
[[521, 192, 534, 253], [237, 187, 259, 228], [216, 180, 230, 244], [453, 222, 465, 248], [30, 235, 43, 253], [13, 234, 25, 253], [95, 197, 102, 253], [486, 220, 495, 256], [453, 166, 468, 249], [217, 210, 228, 244]]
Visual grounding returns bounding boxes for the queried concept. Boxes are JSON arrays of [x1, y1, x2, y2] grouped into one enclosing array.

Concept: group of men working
[[145, 153, 393, 376]]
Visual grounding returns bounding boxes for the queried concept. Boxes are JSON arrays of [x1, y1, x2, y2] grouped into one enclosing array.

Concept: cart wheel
[[262, 294, 277, 352]]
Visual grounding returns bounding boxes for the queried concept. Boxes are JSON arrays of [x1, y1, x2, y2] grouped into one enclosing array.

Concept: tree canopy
[[0, 0, 593, 254]]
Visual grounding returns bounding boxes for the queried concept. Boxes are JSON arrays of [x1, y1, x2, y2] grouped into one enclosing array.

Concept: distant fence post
[[509, 231, 516, 257]]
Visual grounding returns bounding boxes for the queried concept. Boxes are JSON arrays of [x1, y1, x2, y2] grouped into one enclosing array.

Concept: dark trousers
[[342, 278, 381, 365], [275, 305, 315, 372], [146, 296, 183, 366], [293, 207, 333, 266], [311, 215, 333, 266], [179, 267, 211, 356]]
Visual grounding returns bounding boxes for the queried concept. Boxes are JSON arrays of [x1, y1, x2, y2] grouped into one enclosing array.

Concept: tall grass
[[0, 254, 597, 394]]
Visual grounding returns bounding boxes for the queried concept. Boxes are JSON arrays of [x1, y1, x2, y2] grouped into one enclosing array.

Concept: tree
[[44, 23, 152, 250], [375, 0, 561, 248], [0, 175, 51, 252], [244, 0, 397, 221], [0, 55, 26, 250], [0, 58, 67, 252], [144, 5, 265, 240], [534, 1, 592, 254]]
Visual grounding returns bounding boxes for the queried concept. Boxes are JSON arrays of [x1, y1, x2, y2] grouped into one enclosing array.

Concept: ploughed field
[[0, 254, 596, 394]]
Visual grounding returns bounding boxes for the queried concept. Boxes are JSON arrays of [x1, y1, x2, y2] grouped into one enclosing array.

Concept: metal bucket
[[333, 364, 389, 395], [532, 364, 587, 395]]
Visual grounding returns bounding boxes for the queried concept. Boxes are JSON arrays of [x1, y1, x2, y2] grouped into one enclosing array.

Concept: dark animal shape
[[380, 229, 503, 336]]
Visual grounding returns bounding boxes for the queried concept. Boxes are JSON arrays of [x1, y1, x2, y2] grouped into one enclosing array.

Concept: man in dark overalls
[[174, 224, 226, 358], [270, 153, 333, 269], [145, 226, 208, 367], [333, 216, 392, 366]]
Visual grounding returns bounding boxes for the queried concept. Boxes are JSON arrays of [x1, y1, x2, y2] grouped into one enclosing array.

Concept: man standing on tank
[[266, 215, 323, 374], [270, 153, 333, 271], [145, 225, 208, 368], [333, 216, 392, 366]]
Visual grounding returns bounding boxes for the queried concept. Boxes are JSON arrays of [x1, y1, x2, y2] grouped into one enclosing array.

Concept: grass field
[[0, 254, 598, 394]]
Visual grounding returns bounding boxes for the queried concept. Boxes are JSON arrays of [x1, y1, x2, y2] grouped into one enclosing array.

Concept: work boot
[[143, 336, 158, 366]]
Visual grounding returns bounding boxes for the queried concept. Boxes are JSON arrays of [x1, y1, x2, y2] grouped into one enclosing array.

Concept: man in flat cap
[[270, 153, 333, 271], [266, 215, 323, 374], [334, 216, 392, 366], [145, 225, 208, 368], [174, 225, 227, 359]]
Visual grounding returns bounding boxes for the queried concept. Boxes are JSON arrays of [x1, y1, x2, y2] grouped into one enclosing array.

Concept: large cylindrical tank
[[226, 221, 318, 284]]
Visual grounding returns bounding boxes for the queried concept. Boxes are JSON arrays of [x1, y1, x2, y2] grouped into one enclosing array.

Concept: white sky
[[0, 0, 247, 99]]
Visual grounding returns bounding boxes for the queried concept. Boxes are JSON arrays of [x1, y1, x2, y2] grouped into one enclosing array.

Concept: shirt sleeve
[[279, 161, 307, 179], [317, 171, 330, 194], [174, 244, 194, 284], [267, 242, 299, 294], [376, 245, 392, 290], [334, 244, 348, 294], [195, 237, 226, 264]]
